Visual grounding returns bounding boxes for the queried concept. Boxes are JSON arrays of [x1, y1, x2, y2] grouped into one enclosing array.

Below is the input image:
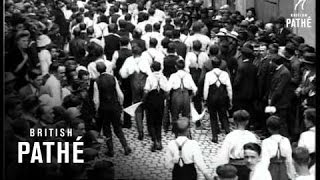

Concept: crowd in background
[[4, 0, 316, 179]]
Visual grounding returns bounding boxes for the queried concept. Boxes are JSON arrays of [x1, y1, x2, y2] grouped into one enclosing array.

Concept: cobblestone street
[[99, 113, 263, 180]]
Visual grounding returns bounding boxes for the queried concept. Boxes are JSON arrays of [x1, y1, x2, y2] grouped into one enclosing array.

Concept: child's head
[[303, 108, 315, 128], [233, 110, 250, 128], [175, 59, 185, 70], [176, 116, 190, 135], [151, 61, 161, 72], [266, 115, 281, 134], [244, 143, 261, 169], [216, 164, 238, 180], [292, 147, 310, 170]]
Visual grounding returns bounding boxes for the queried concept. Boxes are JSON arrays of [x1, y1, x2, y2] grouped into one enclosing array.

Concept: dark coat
[[104, 34, 120, 60], [172, 40, 187, 59], [131, 38, 146, 52], [125, 22, 135, 33], [257, 55, 276, 100], [69, 37, 87, 59], [275, 27, 291, 46], [233, 60, 258, 102], [269, 65, 292, 109]]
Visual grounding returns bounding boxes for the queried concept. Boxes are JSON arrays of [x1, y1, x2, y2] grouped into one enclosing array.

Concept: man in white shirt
[[141, 38, 165, 70], [120, 45, 151, 140], [150, 22, 164, 49], [86, 42, 113, 79], [292, 147, 315, 180], [42, 62, 63, 106], [244, 143, 272, 180], [185, 40, 209, 129], [165, 117, 211, 180], [168, 60, 197, 135], [298, 108, 316, 168], [141, 24, 153, 49], [216, 110, 258, 180], [261, 116, 295, 180], [185, 21, 211, 52], [143, 61, 169, 152], [203, 59, 232, 142]]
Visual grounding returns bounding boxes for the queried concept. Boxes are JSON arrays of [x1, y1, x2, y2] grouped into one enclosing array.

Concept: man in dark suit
[[256, 43, 278, 131], [69, 27, 87, 60], [274, 17, 291, 46], [268, 55, 292, 138], [282, 42, 302, 141], [233, 47, 258, 129], [104, 23, 120, 60]]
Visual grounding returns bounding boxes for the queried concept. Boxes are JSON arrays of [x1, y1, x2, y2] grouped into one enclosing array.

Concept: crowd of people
[[4, 0, 316, 179]]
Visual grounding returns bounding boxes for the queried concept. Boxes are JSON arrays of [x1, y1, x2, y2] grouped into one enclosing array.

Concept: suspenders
[[175, 139, 188, 167]]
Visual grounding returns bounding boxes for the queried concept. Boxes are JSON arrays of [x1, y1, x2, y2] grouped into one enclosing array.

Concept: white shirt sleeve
[[111, 50, 119, 70], [39, 50, 52, 75], [184, 53, 192, 73], [203, 73, 210, 100], [119, 58, 131, 79], [144, 76, 152, 92], [223, 72, 233, 101], [193, 142, 210, 175], [216, 135, 231, 165], [48, 79, 62, 106], [93, 82, 99, 111]]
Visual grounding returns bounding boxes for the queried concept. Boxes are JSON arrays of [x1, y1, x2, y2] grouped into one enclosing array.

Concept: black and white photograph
[[3, 0, 317, 180]]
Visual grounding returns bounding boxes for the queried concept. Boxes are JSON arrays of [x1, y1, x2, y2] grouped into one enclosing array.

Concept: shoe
[[211, 137, 218, 143], [105, 150, 114, 157], [156, 143, 163, 150], [151, 144, 156, 152], [124, 147, 132, 155], [138, 133, 144, 140]]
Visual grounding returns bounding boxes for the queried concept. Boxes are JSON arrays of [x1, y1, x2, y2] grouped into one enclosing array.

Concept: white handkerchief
[[265, 106, 276, 114]]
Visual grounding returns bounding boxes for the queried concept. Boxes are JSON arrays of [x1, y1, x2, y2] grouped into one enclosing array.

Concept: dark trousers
[[131, 73, 147, 135], [275, 107, 290, 139], [121, 78, 132, 127], [145, 90, 165, 142], [208, 105, 230, 139], [190, 68, 202, 127], [97, 108, 128, 151], [163, 94, 171, 131], [171, 89, 191, 134]]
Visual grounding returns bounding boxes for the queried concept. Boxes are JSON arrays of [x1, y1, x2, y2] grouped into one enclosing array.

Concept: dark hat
[[275, 17, 286, 24], [291, 36, 305, 46], [285, 42, 296, 51], [301, 52, 316, 64], [216, 164, 238, 178], [241, 46, 254, 55], [298, 43, 308, 51]]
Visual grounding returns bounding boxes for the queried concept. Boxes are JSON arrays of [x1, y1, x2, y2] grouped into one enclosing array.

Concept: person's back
[[163, 43, 180, 78], [96, 73, 119, 109], [292, 147, 315, 180], [165, 117, 211, 180]]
